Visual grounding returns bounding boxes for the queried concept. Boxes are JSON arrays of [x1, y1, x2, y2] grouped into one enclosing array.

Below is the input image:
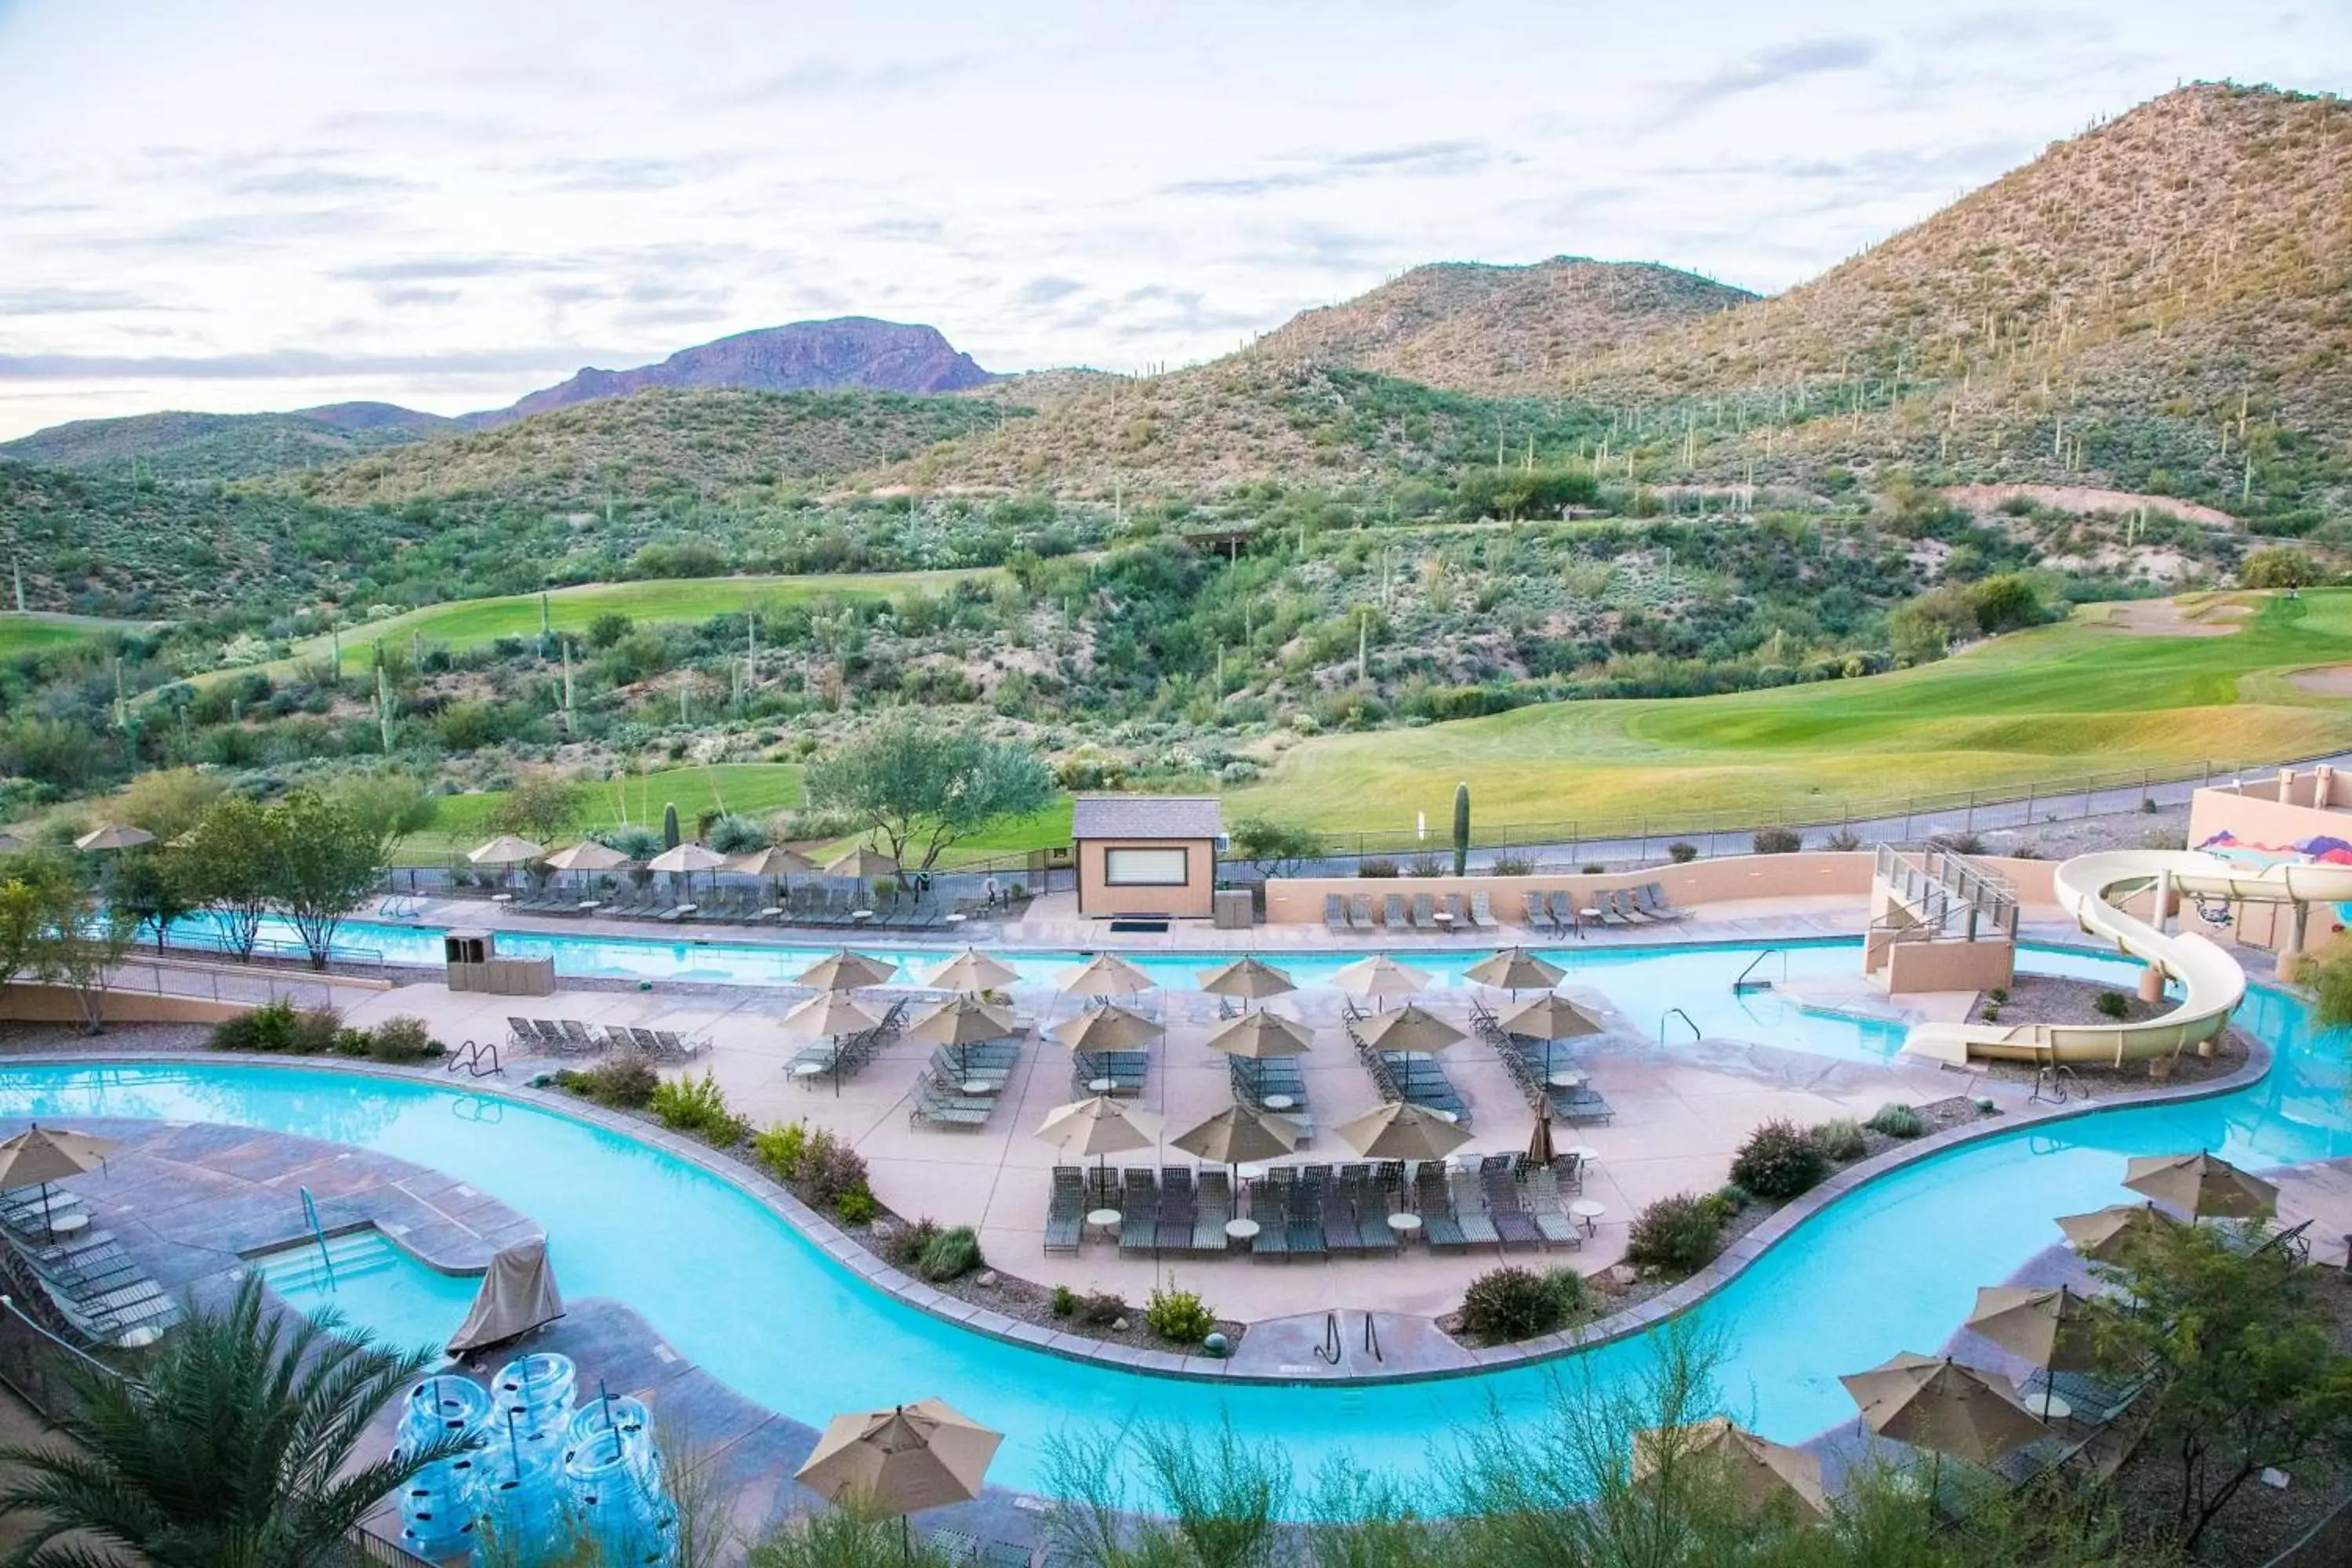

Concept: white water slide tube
[[1903, 850, 2352, 1066]]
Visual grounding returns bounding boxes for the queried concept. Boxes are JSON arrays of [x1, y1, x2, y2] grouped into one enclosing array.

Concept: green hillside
[[0, 409, 441, 483]]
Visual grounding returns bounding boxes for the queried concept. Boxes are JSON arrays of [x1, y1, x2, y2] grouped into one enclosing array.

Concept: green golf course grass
[[0, 613, 140, 656], [1225, 590, 2352, 837]]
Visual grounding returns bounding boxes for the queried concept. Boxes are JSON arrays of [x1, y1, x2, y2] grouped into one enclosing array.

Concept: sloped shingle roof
[[1069, 795, 1224, 841]]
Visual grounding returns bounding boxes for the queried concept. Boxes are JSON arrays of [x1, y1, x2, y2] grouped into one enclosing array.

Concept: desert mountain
[[0, 405, 453, 484], [1249, 257, 1752, 391], [468, 318, 996, 427]]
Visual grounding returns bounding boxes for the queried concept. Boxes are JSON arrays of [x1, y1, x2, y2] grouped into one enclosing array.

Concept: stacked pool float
[[394, 1354, 677, 1565]]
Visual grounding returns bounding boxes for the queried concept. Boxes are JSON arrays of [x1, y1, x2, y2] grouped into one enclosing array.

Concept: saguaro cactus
[[662, 802, 681, 849], [1452, 782, 1471, 876]]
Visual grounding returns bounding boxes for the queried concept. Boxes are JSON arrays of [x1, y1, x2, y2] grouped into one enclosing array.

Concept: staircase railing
[[298, 1186, 335, 1290]]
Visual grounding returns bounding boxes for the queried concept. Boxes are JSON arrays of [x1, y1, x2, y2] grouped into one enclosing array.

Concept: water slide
[[1902, 849, 2352, 1065]]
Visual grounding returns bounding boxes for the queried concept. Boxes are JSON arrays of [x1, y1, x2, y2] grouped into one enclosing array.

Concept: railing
[[153, 927, 388, 976], [105, 952, 386, 1011], [1361, 1312, 1384, 1365], [445, 1039, 501, 1077], [299, 1186, 336, 1290], [328, 1528, 437, 1568], [1660, 1009, 1701, 1047], [1315, 1311, 1341, 1365], [1731, 949, 1787, 992], [1874, 844, 2020, 942], [2030, 1064, 2086, 1106]]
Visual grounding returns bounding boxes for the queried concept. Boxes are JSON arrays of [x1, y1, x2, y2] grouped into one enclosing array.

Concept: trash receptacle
[[1212, 889, 1254, 930]]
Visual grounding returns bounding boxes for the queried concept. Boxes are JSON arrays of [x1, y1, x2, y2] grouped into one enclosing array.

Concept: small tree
[[490, 770, 585, 845], [2241, 545, 2319, 590], [115, 765, 226, 843], [1226, 818, 1323, 884], [32, 880, 134, 1033], [806, 719, 1054, 878], [325, 770, 441, 863], [265, 790, 391, 970], [104, 848, 192, 951], [2092, 1218, 2352, 1548], [178, 794, 275, 960]]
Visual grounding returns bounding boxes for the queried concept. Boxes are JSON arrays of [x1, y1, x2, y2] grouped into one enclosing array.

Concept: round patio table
[[1224, 1218, 1261, 1247], [1547, 1071, 1584, 1090], [1086, 1207, 1121, 1239], [1386, 1212, 1423, 1240], [1261, 1094, 1296, 1112], [850, 909, 874, 924], [961, 1080, 996, 1096], [1236, 1163, 1269, 1184], [790, 1062, 826, 1080], [1569, 1199, 1606, 1234], [42, 1210, 89, 1239], [2037, 1393, 2074, 1422], [1087, 1077, 1117, 1094], [1565, 1145, 1602, 1164]]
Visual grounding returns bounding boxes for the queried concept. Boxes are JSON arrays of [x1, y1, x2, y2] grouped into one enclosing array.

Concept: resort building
[[1069, 793, 1223, 920]]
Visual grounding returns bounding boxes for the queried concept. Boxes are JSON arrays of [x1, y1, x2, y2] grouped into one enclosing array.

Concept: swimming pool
[[5, 941, 2347, 1495]]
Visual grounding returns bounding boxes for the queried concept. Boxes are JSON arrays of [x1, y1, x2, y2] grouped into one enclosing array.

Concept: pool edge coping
[[1, 1006, 2277, 1388]]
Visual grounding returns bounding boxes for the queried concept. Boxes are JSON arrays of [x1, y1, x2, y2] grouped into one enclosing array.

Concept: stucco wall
[[0, 983, 249, 1025], [1262, 851, 1872, 926], [1884, 938, 2016, 995], [1076, 837, 1217, 919]]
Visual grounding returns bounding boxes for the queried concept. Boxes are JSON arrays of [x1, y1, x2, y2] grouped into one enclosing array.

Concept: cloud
[[521, 152, 749, 193], [0, 347, 619, 381], [1921, 9, 2112, 47], [117, 208, 390, 252], [0, 287, 172, 315], [1657, 38, 1882, 117], [333, 255, 561, 282], [1018, 276, 1086, 306], [1160, 140, 1498, 198], [228, 166, 414, 198], [713, 55, 978, 107], [375, 286, 460, 308], [851, 216, 947, 243]]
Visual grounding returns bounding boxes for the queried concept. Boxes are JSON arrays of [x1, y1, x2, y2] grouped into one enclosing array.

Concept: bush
[[707, 814, 768, 854], [365, 1015, 440, 1062], [833, 1186, 879, 1225], [1930, 831, 1987, 856], [1076, 1290, 1128, 1327], [1867, 1102, 1925, 1138], [1488, 852, 1535, 877], [1051, 1284, 1076, 1318], [1730, 1117, 1831, 1200], [1665, 841, 1698, 864], [289, 1006, 343, 1054], [1751, 826, 1802, 855], [752, 1121, 808, 1181], [560, 1055, 659, 1109], [1581, 862, 1606, 875], [1458, 1266, 1583, 1344], [1405, 853, 1446, 878], [211, 997, 296, 1052], [1357, 858, 1399, 878], [648, 1071, 750, 1146], [1142, 1284, 1216, 1344], [1715, 1183, 1751, 1213], [1824, 827, 1863, 852], [918, 1225, 984, 1282], [2093, 991, 2131, 1020], [1624, 1193, 1729, 1277], [798, 1128, 870, 1207], [1813, 1117, 1867, 1162]]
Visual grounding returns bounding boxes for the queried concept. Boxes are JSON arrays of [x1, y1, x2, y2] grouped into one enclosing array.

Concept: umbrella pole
[[901, 1514, 911, 1564]]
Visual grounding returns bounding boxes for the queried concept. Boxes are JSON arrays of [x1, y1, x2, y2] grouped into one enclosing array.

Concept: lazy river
[[3, 939, 2347, 1495]]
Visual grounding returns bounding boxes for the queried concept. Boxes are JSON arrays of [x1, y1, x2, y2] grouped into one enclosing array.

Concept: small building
[[1070, 796, 1223, 920]]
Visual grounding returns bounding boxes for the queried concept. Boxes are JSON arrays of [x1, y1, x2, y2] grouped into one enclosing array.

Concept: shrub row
[[209, 1000, 441, 1063]]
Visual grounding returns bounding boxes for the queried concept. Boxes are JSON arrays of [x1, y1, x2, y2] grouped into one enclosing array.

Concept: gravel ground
[[1959, 803, 2193, 860], [0, 1020, 209, 1056], [1967, 975, 2252, 1089]]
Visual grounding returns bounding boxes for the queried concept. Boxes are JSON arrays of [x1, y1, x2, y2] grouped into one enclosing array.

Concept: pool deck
[[328, 897, 2026, 1326]]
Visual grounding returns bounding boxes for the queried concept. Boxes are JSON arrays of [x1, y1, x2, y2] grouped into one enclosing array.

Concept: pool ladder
[[1659, 1008, 1701, 1047], [299, 1186, 336, 1291], [1731, 948, 1788, 993], [446, 1039, 501, 1077], [1312, 1311, 1384, 1367], [2030, 1063, 2086, 1106]]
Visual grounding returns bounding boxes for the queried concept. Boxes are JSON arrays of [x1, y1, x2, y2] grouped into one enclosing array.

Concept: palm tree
[[0, 1273, 473, 1568]]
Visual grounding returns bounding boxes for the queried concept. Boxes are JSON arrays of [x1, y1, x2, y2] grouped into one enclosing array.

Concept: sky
[[0, 0, 2347, 440]]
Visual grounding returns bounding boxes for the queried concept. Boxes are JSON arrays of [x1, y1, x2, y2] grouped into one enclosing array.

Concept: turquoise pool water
[[5, 944, 2347, 1495]]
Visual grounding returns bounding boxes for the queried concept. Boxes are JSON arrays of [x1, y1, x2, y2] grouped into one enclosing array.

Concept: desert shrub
[[1458, 1266, 1583, 1344], [1076, 1290, 1127, 1327], [648, 1071, 749, 1146], [918, 1225, 984, 1282], [1624, 1193, 1729, 1277], [1730, 1118, 1830, 1200], [798, 1128, 870, 1207], [833, 1186, 879, 1225], [1987, 986, 2009, 1004], [1665, 841, 1698, 863], [289, 1006, 343, 1054], [1357, 858, 1399, 878], [1581, 862, 1606, 875], [707, 814, 768, 854], [1751, 826, 1802, 855], [332, 1028, 374, 1058], [2094, 991, 2131, 1020], [1930, 831, 1987, 856], [212, 996, 301, 1052], [1488, 852, 1534, 877], [562, 1055, 659, 1109], [1824, 827, 1863, 852], [1813, 1117, 1867, 1162], [880, 1217, 939, 1267], [1715, 1183, 1751, 1212], [1867, 1102, 1925, 1138], [365, 1015, 440, 1062], [752, 1121, 808, 1181], [1405, 853, 1446, 878], [1142, 1285, 1216, 1344], [1051, 1284, 1076, 1318]]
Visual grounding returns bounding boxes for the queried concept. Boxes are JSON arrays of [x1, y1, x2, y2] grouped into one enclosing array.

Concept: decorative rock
[[1972, 1094, 1997, 1112], [1605, 1264, 1640, 1289], [1111, 1316, 1129, 1332], [1202, 1330, 1229, 1357], [975, 1270, 1000, 1288]]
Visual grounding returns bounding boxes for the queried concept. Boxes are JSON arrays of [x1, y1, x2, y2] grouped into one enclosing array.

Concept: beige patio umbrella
[[1353, 1003, 1467, 1055], [795, 1396, 1004, 1555], [827, 846, 900, 879], [1036, 1095, 1163, 1187], [2123, 1151, 2278, 1220], [1196, 956, 1295, 1001], [645, 843, 728, 875], [1840, 1352, 2047, 1497], [798, 949, 898, 992], [1631, 1417, 1828, 1523], [1502, 992, 1605, 1079], [1061, 952, 1156, 1000], [1203, 1009, 1316, 1061], [785, 992, 884, 1038], [73, 822, 155, 853], [926, 947, 1019, 995], [2056, 1202, 2183, 1262], [542, 840, 630, 873], [1173, 1105, 1298, 1189], [908, 996, 1018, 1047], [1966, 1285, 2101, 1417], [466, 834, 546, 867], [728, 846, 819, 877], [0, 1124, 117, 1233], [1330, 954, 1431, 1008], [1336, 1101, 1472, 1163], [1049, 1002, 1162, 1054], [1465, 947, 1567, 993], [1526, 1101, 1558, 1170]]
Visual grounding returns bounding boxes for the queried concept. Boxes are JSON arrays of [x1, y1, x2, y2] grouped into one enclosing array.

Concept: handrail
[[445, 1039, 501, 1078], [1660, 1008, 1700, 1047], [1314, 1311, 1341, 1365], [1730, 949, 1786, 992], [298, 1186, 335, 1290], [1361, 1312, 1383, 1364]]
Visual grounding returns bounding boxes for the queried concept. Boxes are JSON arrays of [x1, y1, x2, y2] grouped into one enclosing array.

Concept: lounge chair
[[1384, 893, 1407, 929], [1348, 895, 1376, 932], [1120, 1170, 1159, 1254], [1593, 891, 1637, 929], [506, 1016, 539, 1049], [1044, 1168, 1084, 1254], [1523, 891, 1558, 934], [558, 1019, 600, 1054], [1548, 891, 1581, 934], [1637, 882, 1690, 920], [528, 1019, 568, 1051], [1404, 893, 1431, 931], [655, 1029, 704, 1059], [1285, 1178, 1327, 1258], [1523, 1167, 1582, 1250], [1414, 1168, 1468, 1250], [1324, 895, 1348, 935], [1446, 892, 1472, 928], [1192, 1169, 1232, 1254], [1446, 1171, 1501, 1249]]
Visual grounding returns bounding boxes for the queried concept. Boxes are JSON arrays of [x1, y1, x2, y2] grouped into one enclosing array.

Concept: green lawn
[[241, 569, 996, 679], [1228, 590, 2352, 837], [401, 762, 809, 862], [0, 613, 143, 656]]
